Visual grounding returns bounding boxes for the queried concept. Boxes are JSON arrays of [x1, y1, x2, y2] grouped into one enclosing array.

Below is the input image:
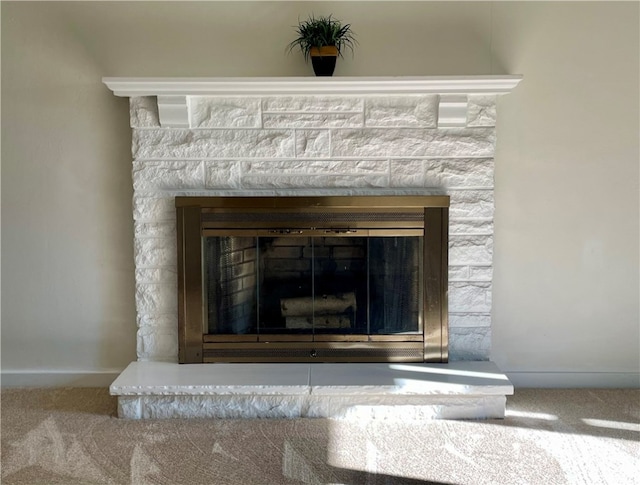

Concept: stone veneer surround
[[105, 77, 522, 364]]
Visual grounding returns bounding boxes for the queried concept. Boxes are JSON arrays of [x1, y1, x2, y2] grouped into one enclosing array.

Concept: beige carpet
[[1, 388, 638, 485]]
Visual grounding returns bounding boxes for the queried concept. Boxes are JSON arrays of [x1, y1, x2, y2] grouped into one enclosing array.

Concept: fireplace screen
[[177, 196, 449, 363], [206, 235, 420, 336]]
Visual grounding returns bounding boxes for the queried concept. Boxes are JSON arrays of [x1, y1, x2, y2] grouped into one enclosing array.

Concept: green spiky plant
[[287, 15, 357, 62]]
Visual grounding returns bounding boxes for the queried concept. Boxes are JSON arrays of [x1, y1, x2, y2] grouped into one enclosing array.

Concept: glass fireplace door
[[177, 195, 449, 363], [204, 234, 422, 338]]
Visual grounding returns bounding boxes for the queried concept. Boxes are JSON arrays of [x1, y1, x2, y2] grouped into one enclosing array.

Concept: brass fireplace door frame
[[176, 196, 449, 364]]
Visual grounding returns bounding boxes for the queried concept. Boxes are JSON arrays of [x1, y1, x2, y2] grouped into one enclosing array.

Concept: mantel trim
[[102, 76, 522, 97], [103, 76, 522, 128]]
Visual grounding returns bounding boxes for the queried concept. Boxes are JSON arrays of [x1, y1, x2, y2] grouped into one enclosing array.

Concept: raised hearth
[[111, 361, 513, 419]]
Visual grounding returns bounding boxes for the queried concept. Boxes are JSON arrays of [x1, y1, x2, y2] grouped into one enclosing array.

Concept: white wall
[[491, 2, 639, 386], [2, 1, 638, 387]]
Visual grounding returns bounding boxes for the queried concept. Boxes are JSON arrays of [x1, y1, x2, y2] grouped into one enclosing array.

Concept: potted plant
[[287, 15, 356, 76]]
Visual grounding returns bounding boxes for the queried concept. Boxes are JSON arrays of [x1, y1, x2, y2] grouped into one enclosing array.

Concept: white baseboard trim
[[1, 370, 122, 388], [506, 371, 640, 388]]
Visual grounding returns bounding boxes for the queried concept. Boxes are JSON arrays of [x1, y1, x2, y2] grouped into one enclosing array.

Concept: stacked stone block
[[130, 94, 497, 362]]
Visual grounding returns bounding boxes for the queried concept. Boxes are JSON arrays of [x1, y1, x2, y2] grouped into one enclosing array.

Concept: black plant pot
[[311, 55, 337, 76], [310, 46, 339, 77]]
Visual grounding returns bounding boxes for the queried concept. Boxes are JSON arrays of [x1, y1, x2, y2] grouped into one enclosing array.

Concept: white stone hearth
[[111, 361, 513, 419]]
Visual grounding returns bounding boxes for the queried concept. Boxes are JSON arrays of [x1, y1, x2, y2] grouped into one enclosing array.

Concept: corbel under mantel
[[102, 75, 522, 128]]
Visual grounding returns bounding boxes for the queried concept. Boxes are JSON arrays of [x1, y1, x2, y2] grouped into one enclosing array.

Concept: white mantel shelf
[[103, 76, 522, 128], [102, 75, 522, 97]]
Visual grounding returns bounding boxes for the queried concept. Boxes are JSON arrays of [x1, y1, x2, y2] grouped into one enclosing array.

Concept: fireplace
[[105, 76, 521, 419], [177, 195, 449, 363], [102, 75, 522, 365]]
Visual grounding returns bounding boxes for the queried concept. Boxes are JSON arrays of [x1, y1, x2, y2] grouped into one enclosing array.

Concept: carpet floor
[[1, 388, 638, 485]]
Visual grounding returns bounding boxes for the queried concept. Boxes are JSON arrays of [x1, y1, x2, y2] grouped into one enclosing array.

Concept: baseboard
[[1, 370, 122, 388], [506, 371, 640, 388]]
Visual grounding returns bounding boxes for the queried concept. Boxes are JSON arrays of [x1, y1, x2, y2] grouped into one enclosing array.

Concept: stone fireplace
[[105, 76, 521, 418]]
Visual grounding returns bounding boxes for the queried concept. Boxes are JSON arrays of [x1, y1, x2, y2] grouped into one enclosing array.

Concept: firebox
[[177, 196, 449, 363]]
